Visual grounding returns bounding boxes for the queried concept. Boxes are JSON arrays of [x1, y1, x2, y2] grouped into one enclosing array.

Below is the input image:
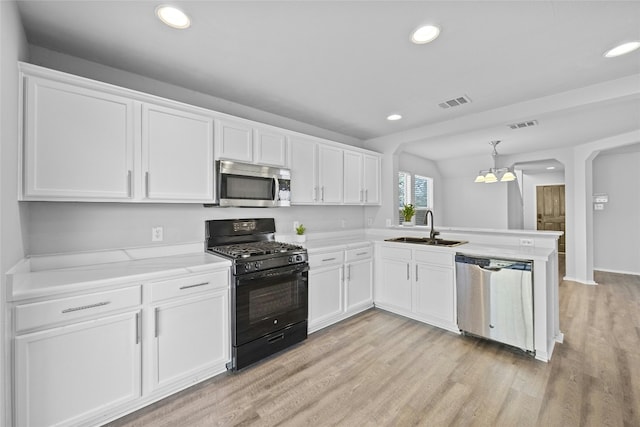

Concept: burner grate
[[211, 241, 303, 259]]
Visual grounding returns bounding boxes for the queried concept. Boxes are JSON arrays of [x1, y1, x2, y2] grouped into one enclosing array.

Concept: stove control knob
[[254, 262, 261, 269], [245, 264, 252, 271]]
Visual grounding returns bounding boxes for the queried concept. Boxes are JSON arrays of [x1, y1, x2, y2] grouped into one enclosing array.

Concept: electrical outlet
[[520, 238, 534, 247], [293, 221, 299, 232], [341, 219, 346, 228], [367, 217, 373, 226], [152, 226, 164, 242]]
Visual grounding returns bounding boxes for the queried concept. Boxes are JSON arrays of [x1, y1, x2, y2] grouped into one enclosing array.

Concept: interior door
[[536, 184, 566, 253]]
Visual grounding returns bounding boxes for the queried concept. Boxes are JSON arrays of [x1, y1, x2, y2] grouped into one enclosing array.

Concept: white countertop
[[300, 228, 556, 261], [6, 244, 231, 302], [7, 226, 559, 302]]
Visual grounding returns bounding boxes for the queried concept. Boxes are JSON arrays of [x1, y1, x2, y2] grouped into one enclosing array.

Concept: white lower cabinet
[[375, 243, 457, 332], [12, 269, 230, 427], [413, 262, 456, 328], [149, 272, 229, 392], [308, 264, 344, 329], [308, 244, 373, 333], [344, 247, 374, 312], [14, 290, 142, 427], [375, 246, 413, 312]]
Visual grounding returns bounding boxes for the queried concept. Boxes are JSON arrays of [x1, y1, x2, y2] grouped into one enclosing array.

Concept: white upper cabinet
[[253, 127, 288, 167], [317, 144, 343, 204], [19, 63, 380, 205], [289, 135, 319, 204], [214, 118, 253, 163], [20, 64, 216, 203], [291, 135, 381, 206], [142, 103, 214, 202], [215, 118, 288, 167], [22, 75, 136, 200], [290, 136, 343, 205], [343, 150, 381, 205], [343, 151, 364, 204], [362, 153, 381, 205]]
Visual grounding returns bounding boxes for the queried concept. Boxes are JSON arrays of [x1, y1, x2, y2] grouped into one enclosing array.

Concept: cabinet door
[[254, 127, 288, 167], [343, 151, 363, 204], [308, 265, 344, 329], [377, 258, 412, 312], [363, 153, 381, 205], [23, 76, 135, 200], [14, 312, 141, 427], [215, 118, 253, 163], [345, 259, 373, 312], [413, 263, 456, 326], [318, 145, 343, 204], [289, 135, 318, 204], [152, 290, 229, 391], [142, 103, 214, 201]]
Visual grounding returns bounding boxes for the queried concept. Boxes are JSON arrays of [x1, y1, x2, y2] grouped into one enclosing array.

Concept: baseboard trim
[[594, 268, 640, 277], [563, 276, 598, 285]]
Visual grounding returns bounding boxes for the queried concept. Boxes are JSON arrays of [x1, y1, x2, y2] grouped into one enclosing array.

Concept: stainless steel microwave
[[216, 160, 291, 207]]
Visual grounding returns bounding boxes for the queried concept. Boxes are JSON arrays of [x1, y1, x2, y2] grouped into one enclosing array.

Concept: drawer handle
[[322, 257, 336, 262], [61, 301, 110, 314], [356, 252, 368, 256], [268, 333, 284, 344], [179, 282, 210, 290]]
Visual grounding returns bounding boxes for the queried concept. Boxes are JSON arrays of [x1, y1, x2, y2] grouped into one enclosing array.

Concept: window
[[398, 172, 433, 225]]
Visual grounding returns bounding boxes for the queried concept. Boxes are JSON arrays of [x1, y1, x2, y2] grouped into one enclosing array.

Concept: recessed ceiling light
[[411, 25, 440, 44], [546, 166, 556, 170], [156, 5, 191, 29], [387, 114, 402, 121], [604, 41, 640, 58]]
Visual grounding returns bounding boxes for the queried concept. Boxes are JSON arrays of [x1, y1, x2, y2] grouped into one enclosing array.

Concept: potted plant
[[295, 224, 306, 243], [401, 204, 416, 226]]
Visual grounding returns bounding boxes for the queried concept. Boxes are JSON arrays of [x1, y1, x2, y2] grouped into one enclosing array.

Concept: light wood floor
[[109, 266, 640, 426]]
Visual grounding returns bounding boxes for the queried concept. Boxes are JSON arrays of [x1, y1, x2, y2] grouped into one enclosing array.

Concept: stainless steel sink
[[385, 237, 468, 247]]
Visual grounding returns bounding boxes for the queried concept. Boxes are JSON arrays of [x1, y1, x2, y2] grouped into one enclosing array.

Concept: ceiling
[[15, 1, 640, 160]]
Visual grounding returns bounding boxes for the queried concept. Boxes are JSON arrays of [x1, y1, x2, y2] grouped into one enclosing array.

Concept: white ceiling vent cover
[[508, 120, 538, 130], [438, 95, 472, 109]]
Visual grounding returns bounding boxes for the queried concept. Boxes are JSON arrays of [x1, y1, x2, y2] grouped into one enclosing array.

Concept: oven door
[[233, 263, 308, 346]]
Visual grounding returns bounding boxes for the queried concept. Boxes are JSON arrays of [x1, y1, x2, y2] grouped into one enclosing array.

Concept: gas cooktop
[[209, 241, 304, 259]]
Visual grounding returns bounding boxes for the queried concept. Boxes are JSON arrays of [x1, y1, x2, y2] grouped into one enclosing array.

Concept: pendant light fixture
[[474, 141, 517, 183]]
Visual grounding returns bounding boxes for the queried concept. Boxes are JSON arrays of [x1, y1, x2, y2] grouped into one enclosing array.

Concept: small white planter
[[294, 234, 306, 243], [402, 221, 414, 227]]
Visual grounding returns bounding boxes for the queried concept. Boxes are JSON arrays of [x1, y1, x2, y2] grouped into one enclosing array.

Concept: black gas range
[[205, 218, 309, 371]]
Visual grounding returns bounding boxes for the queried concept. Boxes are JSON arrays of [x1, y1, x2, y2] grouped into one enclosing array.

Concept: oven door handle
[[236, 264, 309, 282]]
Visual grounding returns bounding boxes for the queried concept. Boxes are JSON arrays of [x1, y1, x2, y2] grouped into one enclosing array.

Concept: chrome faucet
[[425, 209, 439, 240]]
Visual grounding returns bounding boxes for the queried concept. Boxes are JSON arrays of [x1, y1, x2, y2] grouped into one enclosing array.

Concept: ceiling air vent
[[508, 120, 538, 130], [438, 95, 472, 109]]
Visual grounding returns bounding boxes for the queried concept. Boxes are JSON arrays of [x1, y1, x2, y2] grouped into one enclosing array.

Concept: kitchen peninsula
[[302, 225, 563, 362]]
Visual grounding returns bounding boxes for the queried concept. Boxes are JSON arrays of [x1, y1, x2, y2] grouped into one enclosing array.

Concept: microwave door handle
[[273, 177, 279, 202]]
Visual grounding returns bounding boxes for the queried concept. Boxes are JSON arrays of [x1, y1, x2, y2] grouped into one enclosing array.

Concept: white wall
[[1, 1, 29, 425], [26, 203, 366, 255], [440, 175, 508, 228], [592, 150, 640, 275], [522, 171, 565, 230]]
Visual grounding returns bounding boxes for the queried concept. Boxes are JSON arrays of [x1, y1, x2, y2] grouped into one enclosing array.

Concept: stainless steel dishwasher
[[455, 254, 534, 353]]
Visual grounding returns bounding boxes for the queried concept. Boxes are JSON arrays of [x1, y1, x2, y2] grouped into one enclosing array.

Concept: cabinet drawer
[[15, 286, 141, 333], [379, 246, 412, 261], [345, 245, 372, 262], [414, 248, 453, 267], [151, 270, 228, 303], [309, 250, 344, 268]]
